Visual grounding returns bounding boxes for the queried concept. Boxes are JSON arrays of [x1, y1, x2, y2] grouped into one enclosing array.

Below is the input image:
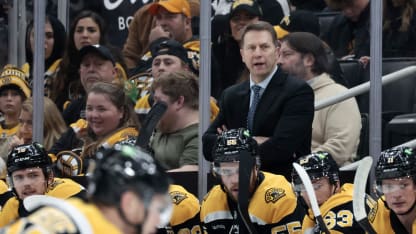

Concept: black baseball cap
[[79, 44, 115, 65], [230, 0, 262, 19], [274, 10, 320, 39], [150, 39, 190, 65]]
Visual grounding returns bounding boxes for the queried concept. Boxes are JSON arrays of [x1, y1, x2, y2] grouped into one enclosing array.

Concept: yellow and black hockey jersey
[[369, 197, 416, 234], [200, 172, 305, 233], [55, 122, 139, 176], [0, 123, 19, 139], [301, 183, 370, 234], [0, 177, 85, 227], [158, 184, 201, 234], [0, 197, 122, 234]]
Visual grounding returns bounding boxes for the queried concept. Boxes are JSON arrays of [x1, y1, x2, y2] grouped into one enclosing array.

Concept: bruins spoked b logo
[[265, 188, 285, 203]]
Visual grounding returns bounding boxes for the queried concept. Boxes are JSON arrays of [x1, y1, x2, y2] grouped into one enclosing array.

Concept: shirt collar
[[249, 65, 278, 90]]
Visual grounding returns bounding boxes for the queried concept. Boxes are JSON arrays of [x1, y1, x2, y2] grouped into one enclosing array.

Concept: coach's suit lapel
[[252, 68, 287, 133]]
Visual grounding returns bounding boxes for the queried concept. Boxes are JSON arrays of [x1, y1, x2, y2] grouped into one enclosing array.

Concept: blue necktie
[[247, 85, 261, 132]]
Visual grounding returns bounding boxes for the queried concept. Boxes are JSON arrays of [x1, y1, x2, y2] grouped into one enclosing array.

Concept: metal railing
[[315, 66, 416, 110]]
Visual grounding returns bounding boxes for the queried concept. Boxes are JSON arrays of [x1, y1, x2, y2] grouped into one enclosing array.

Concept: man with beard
[[0, 143, 85, 227], [201, 128, 304, 233], [1, 145, 172, 234]]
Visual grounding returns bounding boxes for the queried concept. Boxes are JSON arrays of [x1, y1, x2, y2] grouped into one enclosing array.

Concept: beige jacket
[[310, 73, 361, 166]]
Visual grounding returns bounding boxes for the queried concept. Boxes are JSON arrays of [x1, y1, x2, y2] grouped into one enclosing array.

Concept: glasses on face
[[213, 166, 239, 176]]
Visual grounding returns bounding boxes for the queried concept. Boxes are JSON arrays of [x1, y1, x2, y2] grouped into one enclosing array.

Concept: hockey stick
[[339, 160, 361, 171], [238, 150, 258, 234], [293, 163, 330, 234], [352, 156, 377, 234], [135, 101, 167, 150]]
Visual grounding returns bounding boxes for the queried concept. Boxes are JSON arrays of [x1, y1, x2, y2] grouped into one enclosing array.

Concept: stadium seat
[[338, 59, 365, 88], [381, 58, 416, 114], [315, 11, 341, 39], [342, 58, 416, 114], [384, 113, 416, 149]]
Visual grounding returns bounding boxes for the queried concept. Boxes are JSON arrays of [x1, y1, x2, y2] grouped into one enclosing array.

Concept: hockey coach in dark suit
[[203, 21, 314, 179]]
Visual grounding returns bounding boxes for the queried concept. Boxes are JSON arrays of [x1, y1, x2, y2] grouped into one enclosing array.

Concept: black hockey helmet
[[7, 142, 51, 175], [88, 144, 170, 207], [375, 146, 416, 183], [292, 151, 340, 186], [212, 128, 259, 168]]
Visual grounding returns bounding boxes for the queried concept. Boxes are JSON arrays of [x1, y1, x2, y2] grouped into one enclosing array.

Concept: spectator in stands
[[50, 45, 134, 160], [278, 32, 361, 166], [61, 44, 120, 125], [79, 82, 139, 158], [273, 10, 320, 39], [293, 151, 369, 233], [83, 1, 145, 49], [52, 11, 127, 112], [22, 15, 66, 97], [0, 143, 85, 227], [201, 128, 305, 233], [213, 0, 262, 90], [134, 0, 196, 70], [54, 82, 139, 176], [274, 10, 350, 87], [133, 38, 219, 123], [289, 0, 327, 11], [371, 147, 416, 233], [123, 0, 200, 69], [383, 0, 416, 57], [211, 0, 286, 24], [150, 71, 199, 172], [130, 0, 222, 99], [9, 97, 67, 151], [323, 0, 370, 59], [1, 145, 171, 234], [0, 66, 30, 161], [52, 11, 106, 111], [203, 21, 314, 179]]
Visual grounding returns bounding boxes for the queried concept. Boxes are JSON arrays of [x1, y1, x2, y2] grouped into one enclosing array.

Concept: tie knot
[[252, 85, 261, 94]]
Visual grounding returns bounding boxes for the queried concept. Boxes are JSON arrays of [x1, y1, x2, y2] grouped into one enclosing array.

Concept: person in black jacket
[[323, 0, 370, 59], [49, 45, 120, 157], [213, 0, 263, 90], [203, 21, 314, 180]]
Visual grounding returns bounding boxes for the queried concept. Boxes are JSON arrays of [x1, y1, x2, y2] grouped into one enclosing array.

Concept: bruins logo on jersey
[[366, 195, 378, 222], [170, 191, 188, 205], [49, 179, 64, 190], [265, 188, 285, 203]]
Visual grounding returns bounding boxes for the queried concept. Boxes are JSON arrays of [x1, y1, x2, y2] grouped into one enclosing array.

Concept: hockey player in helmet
[[293, 151, 369, 233], [200, 128, 304, 233], [1, 144, 172, 233], [370, 146, 416, 233], [0, 142, 85, 226]]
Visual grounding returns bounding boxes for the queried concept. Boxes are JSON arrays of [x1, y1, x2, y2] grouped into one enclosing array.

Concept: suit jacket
[[202, 67, 314, 179]]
